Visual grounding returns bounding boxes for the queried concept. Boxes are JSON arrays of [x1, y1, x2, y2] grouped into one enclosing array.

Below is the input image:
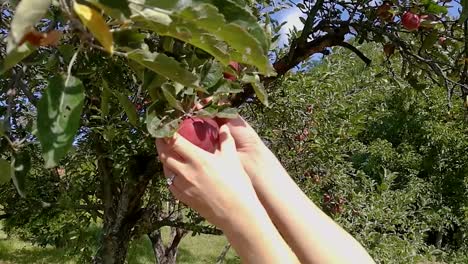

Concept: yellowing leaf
[[73, 2, 114, 54]]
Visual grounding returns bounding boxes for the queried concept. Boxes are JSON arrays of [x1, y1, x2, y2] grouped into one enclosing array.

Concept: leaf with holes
[[146, 101, 180, 138], [7, 0, 52, 52], [37, 75, 85, 168], [73, 1, 114, 53]]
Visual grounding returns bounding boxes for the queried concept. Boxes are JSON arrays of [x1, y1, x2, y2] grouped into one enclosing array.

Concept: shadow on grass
[[127, 235, 155, 264], [0, 242, 76, 264], [175, 247, 196, 262], [177, 245, 240, 264]]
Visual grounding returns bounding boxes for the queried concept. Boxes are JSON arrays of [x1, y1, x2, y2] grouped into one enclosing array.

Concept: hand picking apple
[[156, 116, 375, 264]]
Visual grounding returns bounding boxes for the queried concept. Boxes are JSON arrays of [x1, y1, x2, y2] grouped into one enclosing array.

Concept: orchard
[[0, 0, 468, 263]]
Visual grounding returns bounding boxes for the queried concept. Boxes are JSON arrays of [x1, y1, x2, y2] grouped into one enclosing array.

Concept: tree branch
[[337, 42, 371, 66], [231, 25, 350, 106], [297, 0, 325, 46], [160, 219, 223, 236]]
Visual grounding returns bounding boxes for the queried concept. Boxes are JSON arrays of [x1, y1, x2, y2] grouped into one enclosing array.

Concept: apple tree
[[244, 43, 468, 263], [1, 0, 468, 263]]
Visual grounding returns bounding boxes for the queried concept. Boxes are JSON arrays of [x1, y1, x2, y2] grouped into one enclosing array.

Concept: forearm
[[221, 197, 299, 264], [249, 146, 375, 264]]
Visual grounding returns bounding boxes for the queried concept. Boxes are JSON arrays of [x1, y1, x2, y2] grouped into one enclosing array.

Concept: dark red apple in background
[[178, 117, 219, 153], [438, 36, 446, 45], [402, 11, 420, 31], [223, 61, 240, 81], [376, 2, 394, 22]]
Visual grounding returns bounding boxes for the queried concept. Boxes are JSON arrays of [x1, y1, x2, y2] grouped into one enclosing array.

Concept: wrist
[[246, 145, 290, 187], [218, 193, 266, 232]]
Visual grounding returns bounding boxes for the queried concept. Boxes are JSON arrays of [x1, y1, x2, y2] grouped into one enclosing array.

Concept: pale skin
[[156, 116, 375, 264]]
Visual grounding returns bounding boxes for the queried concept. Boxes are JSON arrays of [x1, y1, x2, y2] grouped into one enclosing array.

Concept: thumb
[[218, 125, 237, 155]]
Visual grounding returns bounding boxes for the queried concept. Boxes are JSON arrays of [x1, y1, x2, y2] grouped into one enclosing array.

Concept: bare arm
[[221, 195, 300, 264], [156, 125, 299, 264], [223, 117, 375, 264]]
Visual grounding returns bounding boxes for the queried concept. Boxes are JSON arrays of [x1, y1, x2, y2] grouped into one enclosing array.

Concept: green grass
[[127, 227, 239, 264], [0, 226, 239, 264]]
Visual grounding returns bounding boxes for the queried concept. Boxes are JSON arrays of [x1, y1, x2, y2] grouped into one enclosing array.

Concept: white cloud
[[277, 7, 305, 47]]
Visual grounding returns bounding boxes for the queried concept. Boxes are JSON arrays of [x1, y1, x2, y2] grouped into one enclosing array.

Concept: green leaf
[[12, 151, 31, 198], [58, 44, 76, 63], [115, 92, 138, 126], [7, 0, 52, 52], [113, 29, 146, 50], [129, 1, 275, 76], [0, 43, 35, 75], [101, 79, 112, 117], [88, 0, 131, 18], [0, 159, 13, 184], [197, 106, 218, 118], [161, 84, 184, 111], [242, 74, 269, 106], [142, 70, 167, 101], [37, 75, 85, 168], [211, 79, 243, 95], [0, 120, 5, 137], [200, 61, 223, 89], [216, 107, 238, 119], [146, 101, 179, 138], [205, 0, 271, 56], [421, 31, 439, 52], [73, 1, 114, 53], [127, 49, 199, 88], [178, 4, 271, 73], [461, 0, 468, 22], [421, 0, 448, 14]]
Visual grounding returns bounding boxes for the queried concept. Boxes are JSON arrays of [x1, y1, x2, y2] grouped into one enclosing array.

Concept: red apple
[[178, 117, 219, 153], [438, 36, 446, 45], [402, 11, 420, 31], [223, 61, 240, 81]]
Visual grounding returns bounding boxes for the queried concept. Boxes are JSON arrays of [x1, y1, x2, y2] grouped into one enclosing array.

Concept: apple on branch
[[402, 11, 420, 31]]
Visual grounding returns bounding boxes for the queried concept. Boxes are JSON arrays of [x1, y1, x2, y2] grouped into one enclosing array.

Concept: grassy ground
[[0, 227, 240, 264]]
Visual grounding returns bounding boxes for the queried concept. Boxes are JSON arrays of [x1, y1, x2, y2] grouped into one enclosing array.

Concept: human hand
[[216, 116, 283, 187], [155, 125, 260, 230]]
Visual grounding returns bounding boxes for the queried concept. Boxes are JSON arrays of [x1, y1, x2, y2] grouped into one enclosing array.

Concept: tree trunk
[[94, 224, 133, 264], [93, 134, 158, 264], [148, 227, 187, 264]]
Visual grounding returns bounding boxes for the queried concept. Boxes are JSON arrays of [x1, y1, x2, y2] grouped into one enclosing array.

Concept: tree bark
[[92, 134, 158, 264], [148, 227, 187, 264], [94, 224, 133, 264]]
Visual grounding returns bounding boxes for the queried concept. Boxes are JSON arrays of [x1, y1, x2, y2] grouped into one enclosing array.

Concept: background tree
[[1, 0, 468, 263], [243, 43, 468, 263]]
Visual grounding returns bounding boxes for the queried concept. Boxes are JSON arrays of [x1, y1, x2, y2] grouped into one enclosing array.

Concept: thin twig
[[66, 45, 82, 85]]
